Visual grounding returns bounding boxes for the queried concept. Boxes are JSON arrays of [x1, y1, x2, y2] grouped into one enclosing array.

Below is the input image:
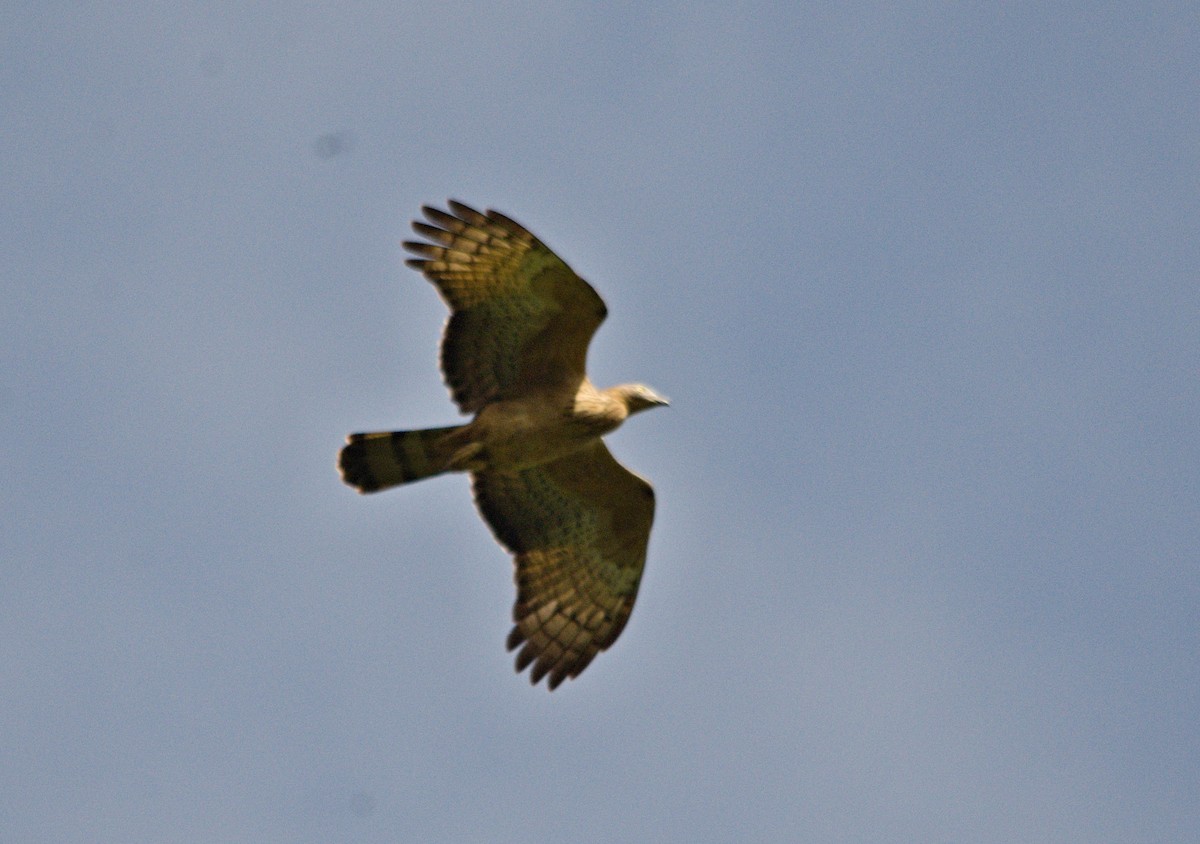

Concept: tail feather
[[339, 425, 465, 493]]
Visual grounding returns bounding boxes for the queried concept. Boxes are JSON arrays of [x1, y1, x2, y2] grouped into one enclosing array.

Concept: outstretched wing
[[471, 442, 655, 690], [403, 201, 608, 414]]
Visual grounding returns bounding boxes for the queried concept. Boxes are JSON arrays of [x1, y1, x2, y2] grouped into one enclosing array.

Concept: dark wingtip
[[402, 238, 436, 252], [446, 198, 478, 217], [513, 642, 536, 672], [411, 221, 445, 240], [485, 208, 528, 237]]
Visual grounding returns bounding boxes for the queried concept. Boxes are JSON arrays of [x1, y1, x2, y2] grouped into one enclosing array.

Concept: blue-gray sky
[[3, 4, 1198, 842]]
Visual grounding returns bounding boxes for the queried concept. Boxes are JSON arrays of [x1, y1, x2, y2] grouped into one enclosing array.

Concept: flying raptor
[[338, 201, 667, 690]]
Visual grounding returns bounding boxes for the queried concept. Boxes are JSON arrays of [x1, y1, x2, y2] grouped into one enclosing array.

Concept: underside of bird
[[338, 200, 666, 690]]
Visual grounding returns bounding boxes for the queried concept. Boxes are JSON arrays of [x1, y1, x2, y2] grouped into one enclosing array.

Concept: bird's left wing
[[471, 442, 655, 689]]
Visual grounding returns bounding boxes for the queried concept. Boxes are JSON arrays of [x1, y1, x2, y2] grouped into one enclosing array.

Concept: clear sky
[[3, 4, 1197, 842]]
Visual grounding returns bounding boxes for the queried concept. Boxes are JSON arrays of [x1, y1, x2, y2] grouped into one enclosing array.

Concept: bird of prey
[[338, 201, 668, 690]]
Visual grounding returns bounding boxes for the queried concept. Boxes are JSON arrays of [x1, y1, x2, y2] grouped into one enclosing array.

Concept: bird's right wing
[[404, 201, 608, 414]]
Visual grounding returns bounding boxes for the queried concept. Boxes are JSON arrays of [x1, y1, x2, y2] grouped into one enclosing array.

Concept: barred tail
[[338, 425, 465, 493]]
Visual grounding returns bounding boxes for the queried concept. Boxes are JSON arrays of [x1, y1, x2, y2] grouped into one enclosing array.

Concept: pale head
[[615, 383, 670, 415]]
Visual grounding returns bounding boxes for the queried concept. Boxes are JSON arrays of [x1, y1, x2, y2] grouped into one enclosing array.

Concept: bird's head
[[617, 383, 670, 416]]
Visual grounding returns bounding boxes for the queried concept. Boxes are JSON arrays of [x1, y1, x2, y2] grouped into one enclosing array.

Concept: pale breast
[[472, 396, 613, 472]]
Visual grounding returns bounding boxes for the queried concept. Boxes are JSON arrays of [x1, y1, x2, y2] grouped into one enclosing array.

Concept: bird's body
[[338, 201, 666, 690], [454, 382, 629, 472]]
